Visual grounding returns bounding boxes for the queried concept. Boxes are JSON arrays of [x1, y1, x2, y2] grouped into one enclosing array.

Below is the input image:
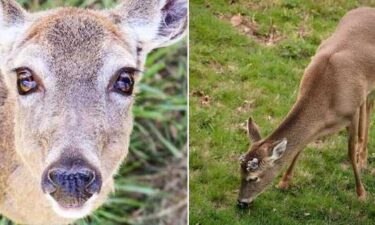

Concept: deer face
[[0, 0, 186, 219], [237, 118, 287, 209]]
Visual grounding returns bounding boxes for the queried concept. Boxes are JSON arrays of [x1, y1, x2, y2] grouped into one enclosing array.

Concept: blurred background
[[0, 1, 187, 225]]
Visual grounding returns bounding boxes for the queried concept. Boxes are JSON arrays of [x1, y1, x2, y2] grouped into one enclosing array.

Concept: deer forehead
[[19, 9, 136, 66], [5, 9, 139, 90], [24, 8, 132, 47]]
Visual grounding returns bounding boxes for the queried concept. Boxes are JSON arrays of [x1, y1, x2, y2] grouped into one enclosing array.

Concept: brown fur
[[238, 7, 375, 204], [22, 9, 126, 47]]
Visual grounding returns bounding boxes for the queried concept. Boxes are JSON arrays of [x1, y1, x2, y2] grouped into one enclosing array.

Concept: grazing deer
[[237, 7, 375, 208], [0, 0, 186, 224]]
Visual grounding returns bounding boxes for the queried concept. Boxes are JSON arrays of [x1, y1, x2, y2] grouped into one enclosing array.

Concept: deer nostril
[[86, 173, 101, 194], [42, 172, 57, 194], [77, 169, 95, 184], [47, 169, 60, 186]]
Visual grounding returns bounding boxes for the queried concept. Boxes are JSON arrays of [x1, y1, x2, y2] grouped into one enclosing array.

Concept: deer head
[[237, 117, 287, 209], [0, 0, 187, 219]]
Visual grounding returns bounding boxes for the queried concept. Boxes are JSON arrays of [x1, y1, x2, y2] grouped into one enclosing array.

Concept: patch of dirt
[[236, 100, 255, 113], [219, 13, 284, 46], [201, 95, 211, 106], [208, 60, 224, 74], [227, 63, 238, 72], [191, 90, 212, 107]]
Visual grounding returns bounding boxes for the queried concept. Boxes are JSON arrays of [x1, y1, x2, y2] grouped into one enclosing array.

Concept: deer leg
[[358, 98, 374, 171], [277, 151, 302, 190], [357, 102, 367, 171], [347, 109, 366, 201]]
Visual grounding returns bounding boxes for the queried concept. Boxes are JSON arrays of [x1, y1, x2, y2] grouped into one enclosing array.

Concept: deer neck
[[266, 96, 333, 161]]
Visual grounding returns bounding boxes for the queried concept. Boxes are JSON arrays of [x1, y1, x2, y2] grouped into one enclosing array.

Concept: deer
[[0, 0, 187, 224], [237, 7, 375, 209]]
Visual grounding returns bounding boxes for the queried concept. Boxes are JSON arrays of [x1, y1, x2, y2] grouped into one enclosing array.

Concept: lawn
[[189, 0, 375, 224], [1, 1, 187, 225]]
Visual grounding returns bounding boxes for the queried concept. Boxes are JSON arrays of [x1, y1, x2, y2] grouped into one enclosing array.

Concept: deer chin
[[45, 193, 98, 219]]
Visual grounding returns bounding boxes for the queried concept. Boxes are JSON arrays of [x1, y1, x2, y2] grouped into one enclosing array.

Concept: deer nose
[[48, 168, 96, 194], [42, 165, 101, 196], [41, 154, 102, 208], [237, 199, 251, 209]]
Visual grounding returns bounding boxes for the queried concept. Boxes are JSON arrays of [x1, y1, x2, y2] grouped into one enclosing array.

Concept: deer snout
[[237, 199, 251, 209], [237, 178, 255, 210], [41, 157, 102, 209], [237, 199, 253, 209]]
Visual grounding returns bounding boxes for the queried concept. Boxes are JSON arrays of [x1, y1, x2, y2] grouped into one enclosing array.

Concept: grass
[[190, 0, 375, 224], [1, 1, 187, 225]]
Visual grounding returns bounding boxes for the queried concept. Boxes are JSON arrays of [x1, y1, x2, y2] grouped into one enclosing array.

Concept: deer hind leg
[[347, 109, 366, 201], [277, 151, 302, 190], [358, 98, 374, 171]]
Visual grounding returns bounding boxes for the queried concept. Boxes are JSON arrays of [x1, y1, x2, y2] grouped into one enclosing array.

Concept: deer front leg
[[357, 101, 367, 171], [358, 98, 374, 171], [277, 151, 302, 190], [348, 109, 366, 201]]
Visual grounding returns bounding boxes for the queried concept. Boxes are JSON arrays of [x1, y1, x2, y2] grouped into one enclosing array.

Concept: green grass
[[0, 1, 187, 225], [190, 0, 375, 224]]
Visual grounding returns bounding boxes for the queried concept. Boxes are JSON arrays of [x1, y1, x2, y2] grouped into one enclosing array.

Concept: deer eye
[[246, 158, 259, 171], [16, 68, 38, 95], [112, 68, 135, 96]]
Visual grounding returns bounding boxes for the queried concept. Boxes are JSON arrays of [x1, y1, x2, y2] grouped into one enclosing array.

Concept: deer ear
[[0, 0, 27, 48], [268, 138, 287, 162], [152, 0, 187, 48], [109, 0, 187, 53], [247, 117, 261, 142]]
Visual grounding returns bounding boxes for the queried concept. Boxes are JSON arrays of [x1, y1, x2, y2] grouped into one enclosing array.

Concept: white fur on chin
[[45, 194, 98, 219]]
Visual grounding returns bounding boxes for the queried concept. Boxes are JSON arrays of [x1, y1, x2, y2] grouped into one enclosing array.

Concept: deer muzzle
[[41, 155, 102, 209]]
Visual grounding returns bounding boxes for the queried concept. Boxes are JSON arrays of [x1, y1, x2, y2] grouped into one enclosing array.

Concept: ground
[[190, 0, 375, 224], [0, 1, 187, 225]]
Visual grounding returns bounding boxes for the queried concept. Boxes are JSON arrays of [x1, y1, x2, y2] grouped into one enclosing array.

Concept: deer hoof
[[357, 190, 366, 202], [358, 194, 366, 202], [277, 180, 290, 190]]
